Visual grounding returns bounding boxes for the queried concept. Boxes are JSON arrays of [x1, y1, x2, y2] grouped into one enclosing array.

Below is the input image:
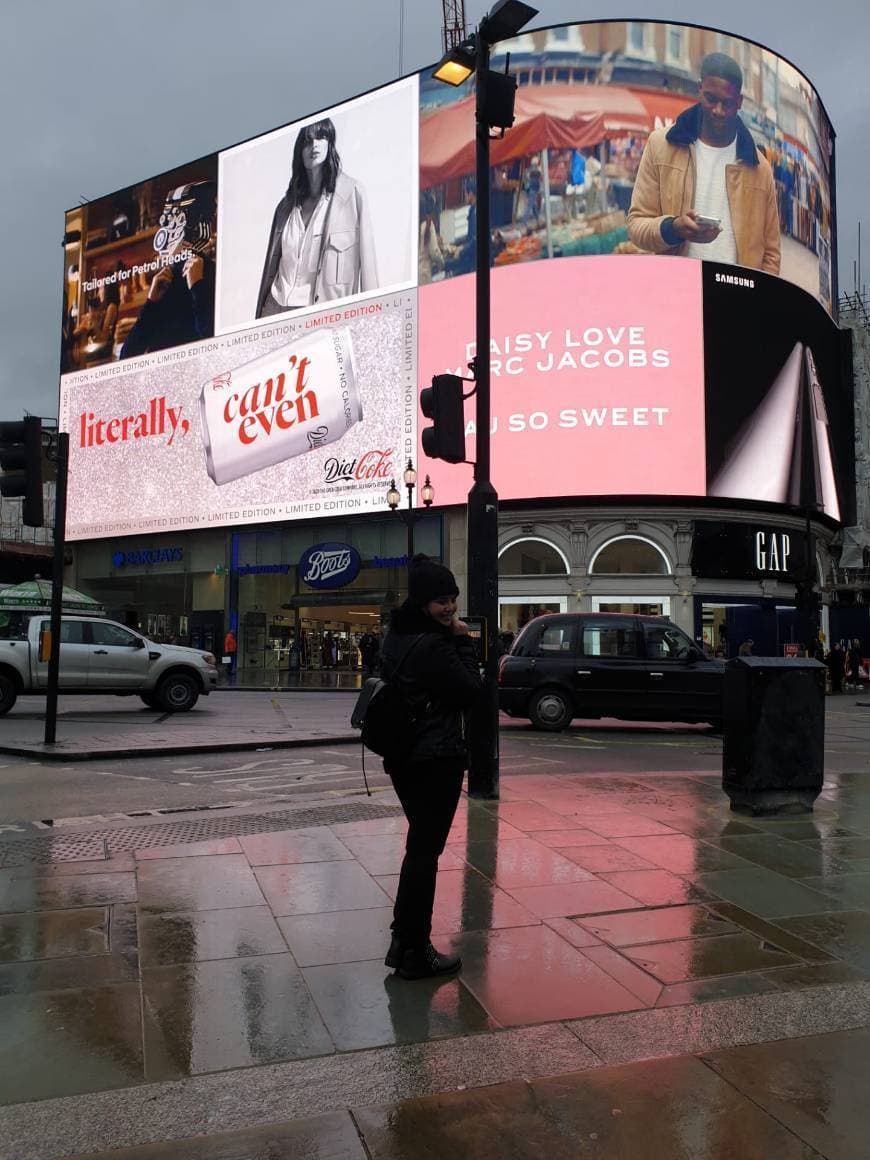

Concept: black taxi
[[498, 613, 724, 731]]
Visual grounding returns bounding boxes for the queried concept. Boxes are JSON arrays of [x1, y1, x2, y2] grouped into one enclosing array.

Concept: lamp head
[[480, 0, 538, 45], [421, 475, 434, 507], [433, 41, 476, 85], [386, 480, 400, 510], [403, 459, 417, 488]]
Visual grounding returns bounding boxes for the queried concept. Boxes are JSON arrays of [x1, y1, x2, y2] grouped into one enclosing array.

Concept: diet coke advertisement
[[58, 291, 417, 539]]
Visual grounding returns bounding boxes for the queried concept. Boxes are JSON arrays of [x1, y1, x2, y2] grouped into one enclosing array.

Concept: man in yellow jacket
[[628, 52, 780, 275]]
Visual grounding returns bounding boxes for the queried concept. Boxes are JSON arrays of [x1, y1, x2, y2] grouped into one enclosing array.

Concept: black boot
[[384, 935, 403, 969], [397, 942, 462, 980]]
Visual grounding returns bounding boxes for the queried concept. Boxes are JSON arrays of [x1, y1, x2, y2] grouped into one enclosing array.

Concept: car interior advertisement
[[702, 262, 854, 525], [418, 255, 706, 503], [58, 290, 417, 539]]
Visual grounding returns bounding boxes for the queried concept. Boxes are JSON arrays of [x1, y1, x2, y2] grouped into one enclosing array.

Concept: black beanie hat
[[408, 554, 459, 606]]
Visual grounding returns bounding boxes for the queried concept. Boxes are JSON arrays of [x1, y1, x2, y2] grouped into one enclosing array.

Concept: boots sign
[[298, 542, 362, 590], [691, 522, 805, 581]]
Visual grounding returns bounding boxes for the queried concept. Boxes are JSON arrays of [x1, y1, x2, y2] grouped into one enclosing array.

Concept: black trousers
[[385, 758, 465, 948]]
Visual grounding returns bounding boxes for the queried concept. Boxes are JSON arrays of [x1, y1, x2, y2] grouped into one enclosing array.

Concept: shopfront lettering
[[298, 542, 362, 590], [755, 531, 791, 574], [111, 546, 184, 568], [235, 564, 291, 576]]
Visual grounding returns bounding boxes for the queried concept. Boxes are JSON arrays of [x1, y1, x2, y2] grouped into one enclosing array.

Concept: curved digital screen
[[58, 20, 848, 541]]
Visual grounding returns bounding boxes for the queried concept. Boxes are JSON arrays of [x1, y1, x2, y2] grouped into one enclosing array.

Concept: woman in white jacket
[[257, 118, 378, 316]]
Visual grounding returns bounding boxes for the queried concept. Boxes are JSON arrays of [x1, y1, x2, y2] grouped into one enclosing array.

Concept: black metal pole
[[407, 485, 415, 563], [44, 432, 69, 745], [466, 33, 500, 799]]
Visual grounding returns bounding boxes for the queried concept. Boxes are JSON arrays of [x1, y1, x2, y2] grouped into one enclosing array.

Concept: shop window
[[626, 22, 655, 60], [589, 536, 670, 575], [665, 25, 689, 69], [499, 538, 569, 575]]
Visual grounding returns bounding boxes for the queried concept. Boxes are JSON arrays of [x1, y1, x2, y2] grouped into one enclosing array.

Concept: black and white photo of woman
[[256, 118, 377, 317]]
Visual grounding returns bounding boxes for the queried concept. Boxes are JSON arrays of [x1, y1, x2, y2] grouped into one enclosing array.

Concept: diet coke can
[[200, 326, 362, 485]]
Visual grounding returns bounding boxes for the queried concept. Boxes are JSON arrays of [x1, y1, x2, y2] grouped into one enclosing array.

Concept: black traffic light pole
[[466, 34, 501, 799], [44, 432, 69, 745]]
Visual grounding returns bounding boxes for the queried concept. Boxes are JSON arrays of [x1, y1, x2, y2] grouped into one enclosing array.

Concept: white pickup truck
[[0, 613, 218, 716]]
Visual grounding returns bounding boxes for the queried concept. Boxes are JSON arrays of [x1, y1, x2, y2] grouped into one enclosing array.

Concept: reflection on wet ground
[[66, 1028, 870, 1159], [1, 767, 870, 1108]]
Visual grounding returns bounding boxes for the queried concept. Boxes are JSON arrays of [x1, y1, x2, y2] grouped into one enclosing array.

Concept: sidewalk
[[0, 691, 359, 761], [2, 765, 869, 1158]]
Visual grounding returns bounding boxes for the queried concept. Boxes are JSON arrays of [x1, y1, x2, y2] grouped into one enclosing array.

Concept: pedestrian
[[223, 628, 237, 685], [381, 554, 482, 980], [826, 642, 845, 693], [738, 638, 754, 656], [848, 638, 864, 689]]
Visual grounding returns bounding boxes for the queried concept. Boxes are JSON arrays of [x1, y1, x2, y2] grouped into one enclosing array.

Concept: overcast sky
[[1, 0, 867, 418]]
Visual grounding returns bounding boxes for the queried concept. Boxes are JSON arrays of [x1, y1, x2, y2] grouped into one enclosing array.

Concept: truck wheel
[[528, 687, 573, 731], [156, 673, 199, 713], [0, 672, 18, 716], [140, 693, 160, 709]]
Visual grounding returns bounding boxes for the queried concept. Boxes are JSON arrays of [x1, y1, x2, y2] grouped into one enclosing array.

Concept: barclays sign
[[298, 542, 362, 590]]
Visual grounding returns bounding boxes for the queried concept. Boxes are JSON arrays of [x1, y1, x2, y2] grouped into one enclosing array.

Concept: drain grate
[[0, 801, 404, 868]]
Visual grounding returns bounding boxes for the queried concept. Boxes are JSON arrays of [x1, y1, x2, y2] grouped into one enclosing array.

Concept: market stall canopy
[[420, 83, 695, 188], [0, 578, 104, 614]]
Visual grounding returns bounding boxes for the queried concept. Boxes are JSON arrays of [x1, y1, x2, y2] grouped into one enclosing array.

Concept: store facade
[[229, 512, 441, 683], [488, 502, 835, 657], [70, 512, 445, 683]]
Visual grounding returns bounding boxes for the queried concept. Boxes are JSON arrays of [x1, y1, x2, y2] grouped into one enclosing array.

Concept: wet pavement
[[0, 691, 360, 760], [1, 752, 870, 1157]]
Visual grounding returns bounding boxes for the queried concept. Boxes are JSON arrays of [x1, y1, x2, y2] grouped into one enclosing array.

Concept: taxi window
[[535, 622, 577, 655], [581, 623, 641, 659], [644, 624, 692, 660]]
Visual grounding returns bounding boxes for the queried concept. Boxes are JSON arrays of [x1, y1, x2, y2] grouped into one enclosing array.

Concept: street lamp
[[433, 0, 538, 799], [386, 459, 434, 565]]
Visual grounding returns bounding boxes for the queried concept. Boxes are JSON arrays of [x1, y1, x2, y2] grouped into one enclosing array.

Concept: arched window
[[499, 538, 569, 576], [589, 536, 671, 575]]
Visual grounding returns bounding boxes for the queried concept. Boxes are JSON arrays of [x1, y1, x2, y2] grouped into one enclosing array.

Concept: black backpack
[[351, 634, 424, 763]]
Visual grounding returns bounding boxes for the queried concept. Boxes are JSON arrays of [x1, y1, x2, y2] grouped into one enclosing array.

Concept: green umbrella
[[0, 578, 104, 613]]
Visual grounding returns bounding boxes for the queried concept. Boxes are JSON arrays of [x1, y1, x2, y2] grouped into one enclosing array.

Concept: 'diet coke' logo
[[298, 542, 362, 590], [322, 449, 393, 484]]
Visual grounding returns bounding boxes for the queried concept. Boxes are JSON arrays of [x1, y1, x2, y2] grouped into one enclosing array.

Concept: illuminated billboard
[[59, 21, 846, 541]]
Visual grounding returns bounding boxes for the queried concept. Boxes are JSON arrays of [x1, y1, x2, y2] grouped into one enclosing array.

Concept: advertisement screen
[[420, 21, 835, 312], [58, 21, 844, 541]]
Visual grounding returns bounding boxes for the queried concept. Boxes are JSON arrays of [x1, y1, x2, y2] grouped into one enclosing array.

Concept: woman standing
[[381, 555, 482, 980], [256, 118, 377, 317]]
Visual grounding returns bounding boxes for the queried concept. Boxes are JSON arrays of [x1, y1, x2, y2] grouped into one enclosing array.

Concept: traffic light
[[420, 374, 466, 464], [0, 416, 44, 527]]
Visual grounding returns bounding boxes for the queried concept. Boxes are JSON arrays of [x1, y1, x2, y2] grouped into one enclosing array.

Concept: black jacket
[[380, 602, 482, 765], [120, 261, 215, 359]]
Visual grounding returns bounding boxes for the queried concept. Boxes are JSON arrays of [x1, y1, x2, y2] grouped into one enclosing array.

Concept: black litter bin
[[722, 656, 826, 815]]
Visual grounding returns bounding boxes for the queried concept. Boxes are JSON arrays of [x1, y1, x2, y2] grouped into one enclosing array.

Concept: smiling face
[[698, 75, 742, 146], [424, 594, 458, 627]]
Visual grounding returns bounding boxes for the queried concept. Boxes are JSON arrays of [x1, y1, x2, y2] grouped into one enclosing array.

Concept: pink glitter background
[[59, 291, 417, 540]]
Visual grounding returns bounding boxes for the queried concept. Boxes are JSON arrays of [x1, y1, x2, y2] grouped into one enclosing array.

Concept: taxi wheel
[[528, 687, 573, 731]]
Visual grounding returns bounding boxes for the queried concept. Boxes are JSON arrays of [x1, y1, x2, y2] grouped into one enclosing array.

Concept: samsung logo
[[715, 273, 755, 288]]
